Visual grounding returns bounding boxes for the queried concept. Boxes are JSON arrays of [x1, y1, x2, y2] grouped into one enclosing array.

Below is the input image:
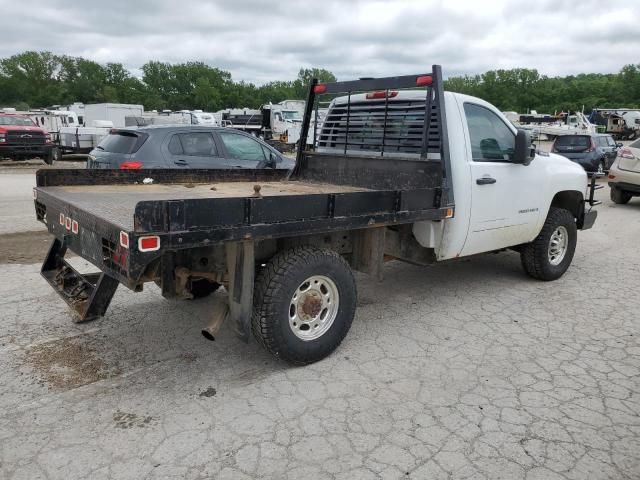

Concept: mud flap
[[225, 240, 255, 342], [41, 237, 119, 322]]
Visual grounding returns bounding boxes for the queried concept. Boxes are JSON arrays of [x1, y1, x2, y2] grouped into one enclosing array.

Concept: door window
[[464, 103, 515, 162], [168, 132, 217, 156], [219, 132, 266, 161]]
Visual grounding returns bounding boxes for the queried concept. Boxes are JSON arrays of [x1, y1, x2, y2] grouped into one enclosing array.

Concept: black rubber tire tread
[[189, 279, 220, 299], [44, 148, 56, 165], [520, 207, 577, 281], [252, 246, 356, 365], [610, 187, 632, 205]]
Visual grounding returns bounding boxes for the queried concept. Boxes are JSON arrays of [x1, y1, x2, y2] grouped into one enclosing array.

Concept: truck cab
[[316, 89, 594, 262]]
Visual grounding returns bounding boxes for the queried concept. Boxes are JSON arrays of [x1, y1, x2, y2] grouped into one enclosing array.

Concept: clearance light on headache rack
[[416, 75, 433, 86], [71, 220, 78, 234], [138, 236, 160, 252], [313, 84, 327, 94], [366, 91, 399, 100], [119, 231, 129, 249], [65, 217, 72, 230]]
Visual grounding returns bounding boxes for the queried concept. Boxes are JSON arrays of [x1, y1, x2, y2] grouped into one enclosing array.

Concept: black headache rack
[[293, 64, 454, 209]]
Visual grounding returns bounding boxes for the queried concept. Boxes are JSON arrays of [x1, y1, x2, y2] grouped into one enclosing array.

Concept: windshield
[[281, 111, 301, 121], [0, 115, 36, 126]]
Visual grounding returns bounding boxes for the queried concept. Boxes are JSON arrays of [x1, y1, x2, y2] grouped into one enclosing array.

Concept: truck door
[[460, 102, 544, 256]]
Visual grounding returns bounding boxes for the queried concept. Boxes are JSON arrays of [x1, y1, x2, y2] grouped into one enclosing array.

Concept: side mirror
[[513, 129, 535, 166], [616, 142, 624, 148]]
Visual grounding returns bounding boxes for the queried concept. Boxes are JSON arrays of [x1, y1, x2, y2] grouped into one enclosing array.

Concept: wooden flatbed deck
[[41, 181, 372, 230]]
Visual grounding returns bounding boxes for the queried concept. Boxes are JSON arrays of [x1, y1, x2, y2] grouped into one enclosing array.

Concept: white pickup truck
[[33, 66, 597, 365]]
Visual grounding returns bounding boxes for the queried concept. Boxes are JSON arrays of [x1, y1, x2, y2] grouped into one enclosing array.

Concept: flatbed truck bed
[[37, 178, 374, 230]]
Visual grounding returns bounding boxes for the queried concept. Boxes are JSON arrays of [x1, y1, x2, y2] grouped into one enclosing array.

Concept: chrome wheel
[[288, 275, 339, 341], [548, 226, 568, 266], [597, 162, 605, 175]]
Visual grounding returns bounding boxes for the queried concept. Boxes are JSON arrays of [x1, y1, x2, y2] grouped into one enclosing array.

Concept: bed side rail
[[35, 168, 287, 187]]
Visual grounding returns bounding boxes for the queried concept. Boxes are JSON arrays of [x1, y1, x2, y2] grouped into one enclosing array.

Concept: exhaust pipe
[[201, 298, 229, 341]]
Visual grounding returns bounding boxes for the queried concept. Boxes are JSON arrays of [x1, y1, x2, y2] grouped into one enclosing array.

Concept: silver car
[[88, 125, 294, 170]]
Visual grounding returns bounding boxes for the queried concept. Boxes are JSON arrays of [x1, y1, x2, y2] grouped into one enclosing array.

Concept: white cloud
[[2, 0, 639, 83]]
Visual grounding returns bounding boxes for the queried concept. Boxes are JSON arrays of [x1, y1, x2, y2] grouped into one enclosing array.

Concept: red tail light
[[416, 75, 433, 86], [619, 147, 635, 159], [119, 161, 143, 170], [366, 90, 399, 100], [138, 235, 160, 252], [313, 84, 327, 94]]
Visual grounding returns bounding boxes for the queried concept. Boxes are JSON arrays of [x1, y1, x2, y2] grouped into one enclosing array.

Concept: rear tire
[[610, 187, 632, 205], [520, 207, 577, 281], [252, 246, 357, 365]]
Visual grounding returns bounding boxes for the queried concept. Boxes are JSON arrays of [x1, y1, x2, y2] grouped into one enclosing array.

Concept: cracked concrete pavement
[[0, 170, 639, 479]]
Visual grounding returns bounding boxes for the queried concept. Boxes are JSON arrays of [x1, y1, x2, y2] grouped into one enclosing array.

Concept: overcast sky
[[3, 0, 639, 84]]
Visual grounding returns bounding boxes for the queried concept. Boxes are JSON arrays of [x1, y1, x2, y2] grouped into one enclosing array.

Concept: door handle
[[476, 177, 496, 185]]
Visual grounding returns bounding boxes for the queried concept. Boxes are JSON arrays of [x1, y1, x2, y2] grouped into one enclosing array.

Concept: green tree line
[[444, 66, 640, 113], [1, 51, 639, 113], [0, 51, 336, 112]]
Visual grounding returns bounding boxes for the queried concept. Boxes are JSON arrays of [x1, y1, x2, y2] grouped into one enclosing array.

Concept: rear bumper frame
[[41, 237, 119, 322]]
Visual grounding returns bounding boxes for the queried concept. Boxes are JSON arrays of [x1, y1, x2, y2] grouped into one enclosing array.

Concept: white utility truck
[[33, 66, 597, 365], [58, 103, 144, 154]]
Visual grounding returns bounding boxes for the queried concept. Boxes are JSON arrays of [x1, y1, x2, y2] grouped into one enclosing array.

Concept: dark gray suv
[[551, 133, 621, 174], [87, 126, 294, 170]]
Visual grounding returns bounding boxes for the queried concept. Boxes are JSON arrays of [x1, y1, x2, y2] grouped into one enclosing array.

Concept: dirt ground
[[0, 230, 54, 264]]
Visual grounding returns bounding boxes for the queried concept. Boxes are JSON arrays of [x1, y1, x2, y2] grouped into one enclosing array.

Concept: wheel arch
[[549, 190, 584, 220]]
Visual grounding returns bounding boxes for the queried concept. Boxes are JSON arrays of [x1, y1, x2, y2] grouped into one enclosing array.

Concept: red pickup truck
[[0, 113, 55, 163]]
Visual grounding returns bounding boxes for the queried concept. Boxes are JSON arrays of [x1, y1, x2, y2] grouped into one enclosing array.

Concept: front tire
[[44, 147, 59, 165], [520, 208, 577, 281], [611, 187, 631, 205], [252, 246, 357, 365]]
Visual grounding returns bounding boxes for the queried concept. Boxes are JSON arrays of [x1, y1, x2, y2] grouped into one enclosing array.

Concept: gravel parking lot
[[1, 158, 639, 479]]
